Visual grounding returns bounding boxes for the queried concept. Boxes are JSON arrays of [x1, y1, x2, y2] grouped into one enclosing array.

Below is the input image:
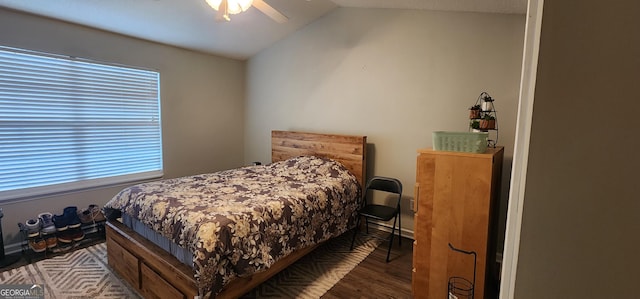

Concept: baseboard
[[3, 222, 417, 256], [3, 242, 22, 255], [363, 220, 415, 240]]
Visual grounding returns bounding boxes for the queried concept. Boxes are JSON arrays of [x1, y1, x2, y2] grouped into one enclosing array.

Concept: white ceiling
[[0, 0, 527, 60]]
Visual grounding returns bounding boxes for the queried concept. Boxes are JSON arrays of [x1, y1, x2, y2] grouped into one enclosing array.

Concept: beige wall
[[514, 1, 640, 297], [0, 9, 246, 248], [0, 7, 526, 257], [245, 8, 525, 242]]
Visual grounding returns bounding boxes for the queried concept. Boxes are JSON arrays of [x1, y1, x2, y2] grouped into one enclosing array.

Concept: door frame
[[499, 0, 544, 297]]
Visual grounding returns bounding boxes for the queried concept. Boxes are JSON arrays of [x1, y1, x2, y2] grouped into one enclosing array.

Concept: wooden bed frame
[[106, 130, 367, 299]]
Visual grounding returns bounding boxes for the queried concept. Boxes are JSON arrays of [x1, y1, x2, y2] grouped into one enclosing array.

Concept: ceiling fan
[[205, 0, 288, 23]]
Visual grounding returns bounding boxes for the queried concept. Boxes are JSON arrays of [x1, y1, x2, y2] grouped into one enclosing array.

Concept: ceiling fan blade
[[213, 0, 231, 22], [252, 0, 288, 23], [215, 10, 230, 22]]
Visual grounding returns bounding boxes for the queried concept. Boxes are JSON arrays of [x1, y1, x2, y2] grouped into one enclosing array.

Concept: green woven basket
[[432, 131, 488, 153]]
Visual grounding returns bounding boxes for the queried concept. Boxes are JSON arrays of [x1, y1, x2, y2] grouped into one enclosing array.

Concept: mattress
[[121, 213, 194, 268]]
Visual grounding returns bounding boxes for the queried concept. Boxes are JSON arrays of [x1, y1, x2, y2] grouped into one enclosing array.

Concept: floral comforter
[[104, 156, 362, 298]]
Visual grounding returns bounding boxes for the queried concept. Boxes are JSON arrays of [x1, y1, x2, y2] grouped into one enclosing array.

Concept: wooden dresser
[[412, 147, 503, 299]]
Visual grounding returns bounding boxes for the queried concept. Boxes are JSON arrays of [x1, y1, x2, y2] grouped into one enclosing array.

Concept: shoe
[[58, 228, 84, 243], [78, 204, 106, 224], [70, 229, 85, 241], [64, 206, 82, 229], [44, 235, 57, 248], [78, 209, 93, 224], [25, 218, 41, 238], [52, 214, 68, 231], [29, 238, 47, 252], [88, 204, 106, 222], [57, 231, 73, 243], [38, 212, 57, 234]]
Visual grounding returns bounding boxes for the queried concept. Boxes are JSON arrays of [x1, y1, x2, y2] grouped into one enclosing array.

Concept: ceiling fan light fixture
[[205, 0, 253, 15]]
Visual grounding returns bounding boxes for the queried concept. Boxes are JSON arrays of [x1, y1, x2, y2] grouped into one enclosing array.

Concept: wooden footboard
[[107, 220, 198, 298], [106, 220, 319, 299]]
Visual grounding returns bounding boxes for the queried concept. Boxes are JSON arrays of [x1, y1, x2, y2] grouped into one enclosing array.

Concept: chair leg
[[350, 216, 360, 250], [365, 218, 369, 234], [398, 210, 402, 246], [386, 216, 398, 262]]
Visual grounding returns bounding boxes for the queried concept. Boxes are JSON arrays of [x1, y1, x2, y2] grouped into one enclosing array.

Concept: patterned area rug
[[0, 232, 381, 299], [242, 232, 383, 298], [0, 243, 139, 299]]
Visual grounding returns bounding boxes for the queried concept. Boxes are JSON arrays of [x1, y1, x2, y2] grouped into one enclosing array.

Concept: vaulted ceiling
[[0, 0, 527, 59]]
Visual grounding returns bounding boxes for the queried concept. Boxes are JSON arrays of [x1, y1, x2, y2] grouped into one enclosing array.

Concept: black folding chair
[[350, 176, 402, 262]]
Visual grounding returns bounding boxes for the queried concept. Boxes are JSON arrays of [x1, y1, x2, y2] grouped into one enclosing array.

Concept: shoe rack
[[18, 220, 106, 263]]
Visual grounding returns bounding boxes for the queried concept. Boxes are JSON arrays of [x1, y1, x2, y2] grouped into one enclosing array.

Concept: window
[[0, 46, 162, 201]]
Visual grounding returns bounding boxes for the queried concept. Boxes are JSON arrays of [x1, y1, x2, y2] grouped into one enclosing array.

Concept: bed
[[104, 130, 367, 299]]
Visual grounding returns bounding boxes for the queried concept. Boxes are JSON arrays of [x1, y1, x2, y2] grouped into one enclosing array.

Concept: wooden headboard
[[271, 130, 367, 188]]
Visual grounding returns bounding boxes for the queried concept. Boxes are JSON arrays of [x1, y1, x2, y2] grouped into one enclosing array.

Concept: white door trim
[[499, 0, 544, 298]]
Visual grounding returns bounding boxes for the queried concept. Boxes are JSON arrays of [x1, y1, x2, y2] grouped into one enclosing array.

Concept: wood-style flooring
[[324, 236, 414, 298], [2, 234, 415, 298]]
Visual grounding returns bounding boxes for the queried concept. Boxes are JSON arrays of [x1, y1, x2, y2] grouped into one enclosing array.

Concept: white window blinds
[[0, 46, 162, 201]]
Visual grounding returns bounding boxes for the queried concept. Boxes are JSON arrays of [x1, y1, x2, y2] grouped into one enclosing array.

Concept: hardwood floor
[[324, 235, 414, 299]]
